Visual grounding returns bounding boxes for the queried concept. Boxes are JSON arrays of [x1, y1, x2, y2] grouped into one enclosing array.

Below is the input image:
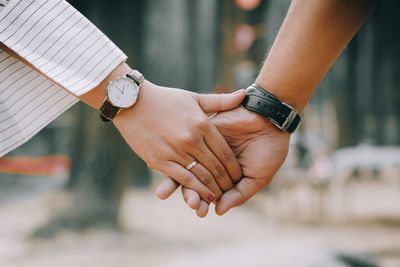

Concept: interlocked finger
[[187, 162, 222, 200], [161, 161, 216, 204], [190, 141, 234, 192], [182, 186, 210, 217]]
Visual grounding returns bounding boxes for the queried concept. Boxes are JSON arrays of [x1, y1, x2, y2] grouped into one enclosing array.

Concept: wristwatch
[[242, 84, 301, 133], [100, 70, 144, 122]]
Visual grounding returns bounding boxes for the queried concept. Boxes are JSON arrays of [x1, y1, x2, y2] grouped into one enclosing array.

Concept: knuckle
[[180, 172, 193, 185], [213, 165, 227, 179], [194, 118, 210, 132], [220, 150, 234, 162], [146, 149, 170, 169], [146, 159, 158, 170], [198, 173, 213, 185], [152, 150, 168, 161], [179, 134, 198, 146]]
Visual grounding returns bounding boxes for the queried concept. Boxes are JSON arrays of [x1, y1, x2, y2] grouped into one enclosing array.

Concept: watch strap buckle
[[243, 85, 301, 134], [126, 70, 144, 85], [280, 103, 299, 132]]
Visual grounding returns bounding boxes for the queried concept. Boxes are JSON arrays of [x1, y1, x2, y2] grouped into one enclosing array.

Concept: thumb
[[215, 177, 264, 215], [196, 89, 246, 113]]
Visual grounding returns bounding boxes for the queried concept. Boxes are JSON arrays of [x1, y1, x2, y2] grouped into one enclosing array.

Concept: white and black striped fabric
[[0, 0, 127, 156]]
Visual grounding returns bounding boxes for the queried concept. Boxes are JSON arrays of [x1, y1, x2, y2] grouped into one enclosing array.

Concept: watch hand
[[122, 84, 126, 94]]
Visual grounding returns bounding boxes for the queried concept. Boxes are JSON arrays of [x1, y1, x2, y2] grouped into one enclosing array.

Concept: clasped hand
[[114, 81, 290, 217]]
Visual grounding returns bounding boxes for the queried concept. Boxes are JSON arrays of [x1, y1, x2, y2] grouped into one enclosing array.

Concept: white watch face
[[107, 77, 139, 108]]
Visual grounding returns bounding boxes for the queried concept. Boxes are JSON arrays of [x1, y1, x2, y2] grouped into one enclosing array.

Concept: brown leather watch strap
[[100, 101, 120, 122], [99, 70, 144, 122]]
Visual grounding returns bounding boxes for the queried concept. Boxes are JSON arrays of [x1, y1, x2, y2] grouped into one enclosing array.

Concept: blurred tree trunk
[[370, 1, 400, 145], [67, 105, 131, 228], [332, 0, 400, 147], [265, 0, 400, 148], [142, 0, 219, 92], [34, 104, 140, 238], [329, 40, 359, 147], [188, 0, 220, 92], [34, 0, 150, 238], [218, 1, 237, 91]]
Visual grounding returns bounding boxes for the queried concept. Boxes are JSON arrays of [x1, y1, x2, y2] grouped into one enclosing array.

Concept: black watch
[[242, 84, 301, 133], [100, 70, 144, 122]]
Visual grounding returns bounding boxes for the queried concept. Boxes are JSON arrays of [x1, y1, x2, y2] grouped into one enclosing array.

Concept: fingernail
[[216, 208, 227, 216], [207, 194, 216, 204], [187, 196, 197, 209], [156, 186, 166, 199]]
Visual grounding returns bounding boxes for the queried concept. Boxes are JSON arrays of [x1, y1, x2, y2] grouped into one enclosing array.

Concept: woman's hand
[[114, 81, 246, 202], [156, 106, 290, 217]]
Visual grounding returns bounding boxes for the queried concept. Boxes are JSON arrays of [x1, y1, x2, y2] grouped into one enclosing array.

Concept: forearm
[[256, 0, 374, 111]]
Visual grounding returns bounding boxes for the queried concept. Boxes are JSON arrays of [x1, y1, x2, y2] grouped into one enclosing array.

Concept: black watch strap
[[100, 101, 120, 122], [242, 84, 301, 133]]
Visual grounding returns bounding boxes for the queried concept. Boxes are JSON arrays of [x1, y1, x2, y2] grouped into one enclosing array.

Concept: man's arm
[[256, 0, 374, 111], [157, 0, 374, 217], [215, 0, 374, 215]]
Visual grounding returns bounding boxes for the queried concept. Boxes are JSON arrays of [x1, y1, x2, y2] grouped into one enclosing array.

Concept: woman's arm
[[0, 0, 246, 200]]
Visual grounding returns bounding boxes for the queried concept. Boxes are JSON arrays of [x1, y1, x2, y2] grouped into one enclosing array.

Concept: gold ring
[[185, 160, 198, 171]]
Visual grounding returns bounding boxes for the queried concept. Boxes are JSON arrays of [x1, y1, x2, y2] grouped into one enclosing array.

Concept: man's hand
[[156, 106, 290, 216], [212, 106, 289, 215]]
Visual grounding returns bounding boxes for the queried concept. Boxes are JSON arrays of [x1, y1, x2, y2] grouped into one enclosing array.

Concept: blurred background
[[1, 0, 400, 266]]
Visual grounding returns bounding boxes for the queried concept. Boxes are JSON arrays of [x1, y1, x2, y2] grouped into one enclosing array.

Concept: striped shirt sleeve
[[0, 0, 127, 96], [0, 48, 77, 156], [0, 0, 128, 156], [0, 1, 10, 12]]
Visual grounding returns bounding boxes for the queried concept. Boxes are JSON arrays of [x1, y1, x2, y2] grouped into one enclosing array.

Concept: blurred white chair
[[319, 145, 400, 220]]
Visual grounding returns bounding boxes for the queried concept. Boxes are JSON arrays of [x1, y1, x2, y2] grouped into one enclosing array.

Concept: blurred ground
[[0, 175, 400, 267]]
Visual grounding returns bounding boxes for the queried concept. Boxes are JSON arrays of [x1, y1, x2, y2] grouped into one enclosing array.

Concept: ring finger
[[159, 161, 216, 203], [177, 153, 223, 200], [189, 140, 234, 192], [187, 160, 223, 200]]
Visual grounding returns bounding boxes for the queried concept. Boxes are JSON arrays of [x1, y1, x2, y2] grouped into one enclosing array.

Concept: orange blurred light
[[0, 155, 71, 176], [235, 0, 262, 11]]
